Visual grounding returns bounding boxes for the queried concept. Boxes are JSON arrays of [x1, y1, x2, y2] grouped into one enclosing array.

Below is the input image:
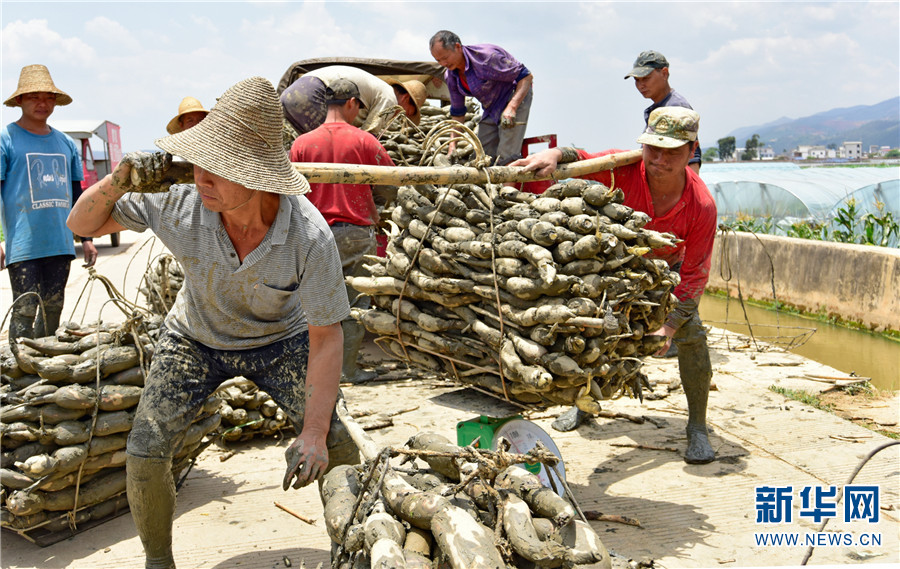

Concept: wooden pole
[[336, 398, 381, 462], [292, 149, 643, 185]]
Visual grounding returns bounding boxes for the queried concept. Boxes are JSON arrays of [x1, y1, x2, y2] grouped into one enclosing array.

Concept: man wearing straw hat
[[69, 76, 359, 569], [1, 64, 98, 341], [165, 96, 209, 134], [290, 79, 396, 384], [512, 107, 718, 464], [281, 65, 426, 136]]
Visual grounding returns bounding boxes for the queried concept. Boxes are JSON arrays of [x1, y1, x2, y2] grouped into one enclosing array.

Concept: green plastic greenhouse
[[699, 163, 899, 244]]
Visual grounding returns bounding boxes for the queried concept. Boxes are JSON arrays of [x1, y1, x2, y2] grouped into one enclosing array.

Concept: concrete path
[[2, 231, 897, 568]]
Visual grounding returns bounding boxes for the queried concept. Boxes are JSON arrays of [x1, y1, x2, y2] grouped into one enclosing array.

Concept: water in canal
[[699, 293, 899, 392]]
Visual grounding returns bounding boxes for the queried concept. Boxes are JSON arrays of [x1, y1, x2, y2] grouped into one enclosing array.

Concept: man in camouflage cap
[[511, 106, 718, 464], [626, 50, 702, 173]]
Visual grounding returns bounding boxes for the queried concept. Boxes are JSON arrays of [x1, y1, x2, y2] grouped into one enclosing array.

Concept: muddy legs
[[674, 314, 715, 464], [126, 455, 177, 569]]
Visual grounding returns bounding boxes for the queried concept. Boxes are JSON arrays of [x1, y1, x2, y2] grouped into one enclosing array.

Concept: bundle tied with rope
[[324, 400, 612, 569], [338, 118, 679, 411], [0, 268, 221, 543]]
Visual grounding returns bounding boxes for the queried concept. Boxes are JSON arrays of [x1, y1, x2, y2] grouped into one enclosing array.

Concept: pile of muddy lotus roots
[[0, 319, 221, 542], [325, 426, 611, 569], [377, 100, 482, 167], [350, 177, 679, 411]]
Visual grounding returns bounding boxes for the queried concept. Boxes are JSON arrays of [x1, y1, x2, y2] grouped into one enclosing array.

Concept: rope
[[799, 440, 900, 565]]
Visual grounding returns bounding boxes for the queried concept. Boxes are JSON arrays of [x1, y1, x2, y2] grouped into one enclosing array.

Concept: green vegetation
[[741, 134, 760, 161], [719, 198, 899, 248], [716, 136, 736, 161], [769, 385, 835, 412]]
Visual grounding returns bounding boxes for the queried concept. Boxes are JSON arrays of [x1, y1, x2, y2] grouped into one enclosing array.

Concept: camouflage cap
[[624, 50, 669, 79], [636, 106, 699, 148], [325, 78, 365, 108]]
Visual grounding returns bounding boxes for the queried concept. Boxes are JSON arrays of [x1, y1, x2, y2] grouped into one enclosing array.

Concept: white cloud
[[84, 15, 142, 53], [238, 3, 362, 58], [3, 2, 894, 153], [1, 18, 97, 67]]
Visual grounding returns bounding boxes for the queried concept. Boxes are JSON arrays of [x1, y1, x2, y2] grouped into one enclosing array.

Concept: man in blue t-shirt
[[625, 50, 702, 173], [1, 64, 97, 340]]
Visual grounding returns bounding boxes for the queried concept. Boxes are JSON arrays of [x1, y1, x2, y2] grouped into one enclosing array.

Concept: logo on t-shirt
[[27, 152, 70, 209]]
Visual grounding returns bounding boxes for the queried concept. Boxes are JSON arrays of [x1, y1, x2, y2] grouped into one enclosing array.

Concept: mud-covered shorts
[[127, 326, 352, 459]]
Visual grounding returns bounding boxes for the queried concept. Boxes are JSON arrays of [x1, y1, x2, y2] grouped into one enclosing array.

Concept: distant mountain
[[710, 97, 899, 154]]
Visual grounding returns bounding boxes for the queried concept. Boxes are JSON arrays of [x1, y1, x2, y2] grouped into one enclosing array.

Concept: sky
[[2, 1, 899, 156]]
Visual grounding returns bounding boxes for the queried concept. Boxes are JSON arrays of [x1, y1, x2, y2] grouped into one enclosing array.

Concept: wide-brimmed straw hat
[[155, 76, 310, 196], [386, 78, 427, 126], [4, 64, 72, 107], [166, 96, 209, 134]]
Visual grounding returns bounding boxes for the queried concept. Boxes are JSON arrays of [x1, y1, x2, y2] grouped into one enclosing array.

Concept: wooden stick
[[610, 442, 680, 452], [597, 410, 645, 424], [336, 398, 381, 461], [582, 510, 644, 528], [291, 149, 643, 185], [274, 502, 317, 525]]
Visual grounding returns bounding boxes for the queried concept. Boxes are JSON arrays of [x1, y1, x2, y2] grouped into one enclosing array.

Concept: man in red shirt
[[290, 79, 396, 384], [512, 107, 717, 464]]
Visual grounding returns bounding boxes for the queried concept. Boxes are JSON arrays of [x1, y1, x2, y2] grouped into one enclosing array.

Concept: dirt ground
[[818, 389, 900, 437], [2, 232, 897, 569]]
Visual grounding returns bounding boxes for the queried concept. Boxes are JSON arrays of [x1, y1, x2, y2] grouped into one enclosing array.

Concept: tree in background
[[741, 134, 760, 160], [717, 136, 735, 161], [702, 147, 718, 162]]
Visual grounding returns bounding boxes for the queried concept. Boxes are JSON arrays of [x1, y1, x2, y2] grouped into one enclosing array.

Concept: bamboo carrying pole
[[143, 149, 642, 189], [291, 149, 643, 185]]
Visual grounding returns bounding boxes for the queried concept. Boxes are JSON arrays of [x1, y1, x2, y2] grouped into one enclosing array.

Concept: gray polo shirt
[[112, 186, 350, 350]]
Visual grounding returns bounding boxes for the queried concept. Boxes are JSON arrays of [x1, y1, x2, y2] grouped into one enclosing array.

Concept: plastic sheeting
[[700, 163, 900, 222]]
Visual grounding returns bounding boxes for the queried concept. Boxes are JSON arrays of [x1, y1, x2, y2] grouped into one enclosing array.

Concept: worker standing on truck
[[1, 64, 98, 341], [511, 107, 717, 464], [625, 50, 702, 173], [165, 96, 209, 134], [429, 30, 534, 166], [68, 76, 360, 569], [280, 65, 426, 136], [290, 79, 396, 384]]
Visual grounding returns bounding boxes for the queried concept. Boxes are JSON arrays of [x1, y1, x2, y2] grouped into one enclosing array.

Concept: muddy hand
[[283, 437, 327, 490], [500, 114, 516, 129], [115, 152, 193, 193]]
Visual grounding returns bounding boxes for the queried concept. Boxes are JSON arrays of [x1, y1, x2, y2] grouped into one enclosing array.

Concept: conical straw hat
[[386, 78, 427, 126], [155, 76, 310, 196], [4, 64, 72, 107], [166, 96, 210, 134]]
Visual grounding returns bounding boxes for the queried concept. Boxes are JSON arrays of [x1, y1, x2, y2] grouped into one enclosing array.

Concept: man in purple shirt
[[429, 30, 534, 166]]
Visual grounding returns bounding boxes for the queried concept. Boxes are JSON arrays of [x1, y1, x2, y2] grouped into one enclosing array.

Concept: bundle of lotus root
[[349, 178, 679, 411], [0, 320, 220, 537], [326, 408, 611, 569]]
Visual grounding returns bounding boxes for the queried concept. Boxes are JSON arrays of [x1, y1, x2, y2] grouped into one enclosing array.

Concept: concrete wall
[[707, 232, 900, 332]]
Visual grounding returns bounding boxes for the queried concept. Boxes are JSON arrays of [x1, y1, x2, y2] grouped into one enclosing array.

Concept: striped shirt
[[112, 185, 350, 350]]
